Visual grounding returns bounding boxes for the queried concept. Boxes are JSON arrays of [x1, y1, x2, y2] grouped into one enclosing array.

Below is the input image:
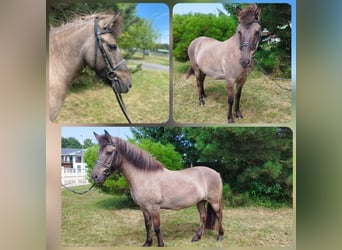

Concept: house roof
[[62, 148, 86, 156]]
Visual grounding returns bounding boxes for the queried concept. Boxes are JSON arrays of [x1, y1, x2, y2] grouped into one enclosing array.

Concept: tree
[[130, 127, 199, 166], [119, 18, 160, 58], [173, 13, 237, 62], [61, 137, 82, 148], [83, 138, 95, 148]]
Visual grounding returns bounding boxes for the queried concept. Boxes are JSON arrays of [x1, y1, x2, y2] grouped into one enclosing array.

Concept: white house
[[61, 148, 88, 186]]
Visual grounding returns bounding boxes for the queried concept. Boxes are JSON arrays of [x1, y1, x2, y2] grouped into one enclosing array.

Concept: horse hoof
[[143, 240, 152, 247], [191, 234, 201, 242], [228, 118, 234, 123], [217, 234, 223, 241], [236, 112, 243, 119]]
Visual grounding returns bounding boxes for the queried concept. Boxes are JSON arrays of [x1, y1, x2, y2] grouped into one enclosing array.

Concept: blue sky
[[137, 3, 169, 44], [61, 127, 133, 144], [173, 3, 229, 16]]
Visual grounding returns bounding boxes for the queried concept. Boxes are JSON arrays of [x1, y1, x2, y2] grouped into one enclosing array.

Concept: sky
[[136, 3, 169, 44], [61, 127, 133, 144], [173, 3, 229, 16]]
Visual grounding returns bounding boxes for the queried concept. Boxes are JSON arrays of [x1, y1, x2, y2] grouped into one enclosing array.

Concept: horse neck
[[50, 21, 93, 81], [119, 157, 163, 190]]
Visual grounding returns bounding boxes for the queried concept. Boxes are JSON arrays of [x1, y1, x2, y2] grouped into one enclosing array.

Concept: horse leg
[[195, 70, 206, 106], [235, 78, 247, 119], [192, 201, 207, 242], [216, 199, 224, 241], [226, 83, 235, 123], [208, 200, 224, 241], [142, 210, 153, 247], [151, 208, 164, 247]]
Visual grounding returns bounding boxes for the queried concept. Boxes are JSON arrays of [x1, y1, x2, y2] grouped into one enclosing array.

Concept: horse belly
[[160, 182, 205, 210]]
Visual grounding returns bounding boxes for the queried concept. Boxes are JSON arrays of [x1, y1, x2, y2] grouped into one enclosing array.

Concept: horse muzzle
[[239, 58, 251, 68]]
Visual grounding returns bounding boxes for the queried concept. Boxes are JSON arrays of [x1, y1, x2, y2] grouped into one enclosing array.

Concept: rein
[[61, 183, 96, 195], [94, 17, 132, 123]]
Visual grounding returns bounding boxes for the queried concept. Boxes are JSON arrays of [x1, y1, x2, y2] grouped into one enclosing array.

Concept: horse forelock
[[239, 4, 259, 25], [113, 137, 164, 171]]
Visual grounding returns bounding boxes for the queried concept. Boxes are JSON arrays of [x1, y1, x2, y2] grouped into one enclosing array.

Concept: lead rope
[[61, 183, 96, 195], [254, 58, 292, 92], [111, 79, 132, 123]]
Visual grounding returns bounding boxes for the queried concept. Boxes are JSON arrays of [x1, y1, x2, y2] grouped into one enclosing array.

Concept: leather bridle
[[239, 20, 261, 52], [93, 17, 132, 123]]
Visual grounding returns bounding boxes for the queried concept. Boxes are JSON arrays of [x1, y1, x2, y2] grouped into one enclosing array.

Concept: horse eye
[[108, 44, 117, 51], [106, 151, 112, 155]]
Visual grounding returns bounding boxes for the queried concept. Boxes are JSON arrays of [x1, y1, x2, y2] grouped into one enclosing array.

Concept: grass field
[[62, 185, 294, 247], [173, 61, 292, 124], [56, 59, 169, 124]]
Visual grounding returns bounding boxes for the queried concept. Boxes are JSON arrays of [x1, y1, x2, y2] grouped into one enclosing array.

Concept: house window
[[75, 156, 82, 163]]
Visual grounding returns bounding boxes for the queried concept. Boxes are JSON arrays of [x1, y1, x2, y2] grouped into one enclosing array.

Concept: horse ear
[[255, 6, 261, 20], [104, 130, 113, 143], [103, 14, 123, 37], [93, 132, 100, 141]]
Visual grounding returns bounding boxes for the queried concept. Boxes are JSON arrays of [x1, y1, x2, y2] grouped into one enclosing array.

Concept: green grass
[[173, 61, 292, 124], [62, 185, 294, 247], [56, 63, 169, 123]]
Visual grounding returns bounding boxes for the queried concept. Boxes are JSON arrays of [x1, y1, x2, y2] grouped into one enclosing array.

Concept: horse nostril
[[92, 173, 98, 181]]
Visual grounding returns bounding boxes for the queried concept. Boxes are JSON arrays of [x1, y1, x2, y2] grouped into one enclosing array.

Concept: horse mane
[[113, 137, 164, 171], [239, 4, 259, 25], [50, 11, 123, 37]]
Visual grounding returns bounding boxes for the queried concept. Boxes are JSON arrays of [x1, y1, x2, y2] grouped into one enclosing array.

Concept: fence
[[61, 167, 89, 187]]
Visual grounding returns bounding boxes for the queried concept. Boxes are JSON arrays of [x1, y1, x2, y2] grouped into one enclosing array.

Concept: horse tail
[[205, 203, 217, 230], [186, 65, 194, 79]]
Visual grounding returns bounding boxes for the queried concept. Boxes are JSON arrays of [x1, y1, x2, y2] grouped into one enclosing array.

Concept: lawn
[[173, 61, 292, 124], [62, 185, 294, 247], [55, 61, 169, 124]]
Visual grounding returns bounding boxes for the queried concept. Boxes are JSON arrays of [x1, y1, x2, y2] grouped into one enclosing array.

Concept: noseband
[[93, 17, 132, 123]]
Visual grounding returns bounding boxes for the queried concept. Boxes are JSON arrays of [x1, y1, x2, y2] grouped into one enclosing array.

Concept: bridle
[[94, 17, 132, 123], [239, 20, 261, 51], [95, 143, 119, 175]]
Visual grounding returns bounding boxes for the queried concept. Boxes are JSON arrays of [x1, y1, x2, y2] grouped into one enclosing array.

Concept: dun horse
[[187, 4, 262, 123], [91, 130, 224, 247], [49, 13, 132, 121]]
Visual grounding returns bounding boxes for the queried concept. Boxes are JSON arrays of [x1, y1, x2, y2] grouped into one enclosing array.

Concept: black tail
[[205, 203, 217, 230], [186, 65, 194, 79]]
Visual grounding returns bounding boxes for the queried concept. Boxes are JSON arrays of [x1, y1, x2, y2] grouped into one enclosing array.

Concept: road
[[128, 60, 169, 73]]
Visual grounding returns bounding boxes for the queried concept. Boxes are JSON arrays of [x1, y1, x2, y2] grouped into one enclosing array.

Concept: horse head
[[91, 130, 121, 184], [84, 14, 132, 93], [236, 4, 262, 68]]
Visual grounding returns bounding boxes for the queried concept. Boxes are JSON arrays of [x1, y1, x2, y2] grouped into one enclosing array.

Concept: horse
[[48, 12, 132, 121], [91, 130, 224, 247], [186, 4, 262, 123]]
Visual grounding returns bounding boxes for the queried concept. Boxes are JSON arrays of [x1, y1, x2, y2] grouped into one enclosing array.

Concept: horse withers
[[91, 130, 224, 247], [49, 13, 132, 121], [187, 4, 262, 123]]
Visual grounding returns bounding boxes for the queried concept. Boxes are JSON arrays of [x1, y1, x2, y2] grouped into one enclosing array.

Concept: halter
[[239, 20, 261, 51], [95, 143, 119, 174], [94, 17, 132, 123]]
